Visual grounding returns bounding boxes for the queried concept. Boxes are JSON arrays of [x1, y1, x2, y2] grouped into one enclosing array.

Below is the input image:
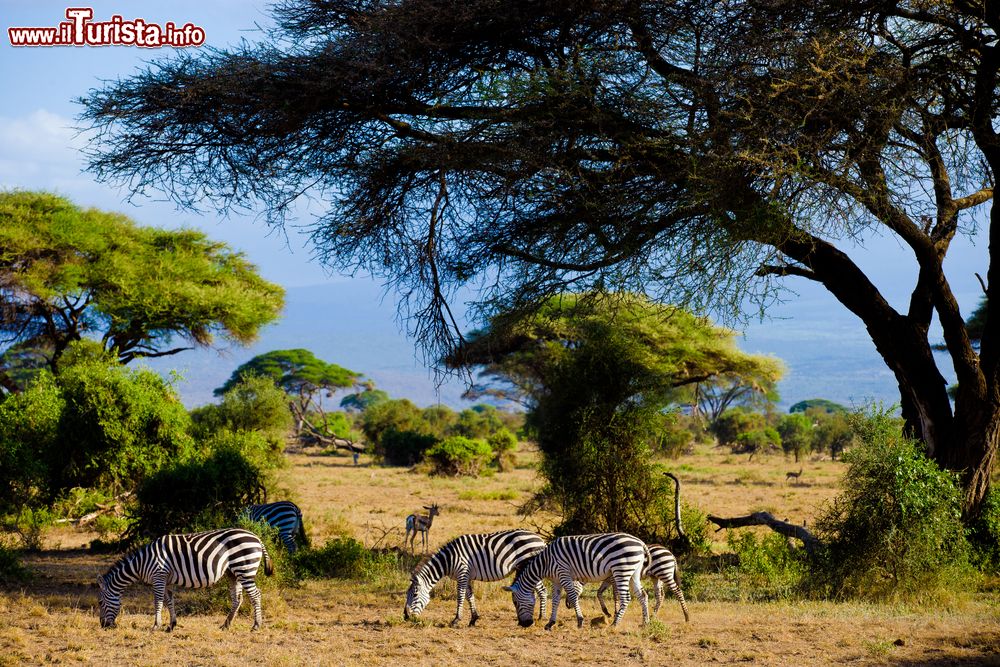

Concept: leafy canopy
[[216, 349, 359, 397], [0, 191, 284, 378]]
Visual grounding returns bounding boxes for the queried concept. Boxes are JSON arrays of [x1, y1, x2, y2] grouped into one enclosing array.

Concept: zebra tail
[[263, 544, 275, 577]]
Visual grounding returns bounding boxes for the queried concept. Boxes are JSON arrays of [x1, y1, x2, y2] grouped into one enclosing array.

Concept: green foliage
[[293, 537, 397, 580], [50, 354, 195, 495], [0, 191, 284, 376], [378, 430, 439, 467], [810, 410, 855, 460], [362, 399, 437, 465], [679, 502, 713, 557], [130, 447, 266, 540], [0, 537, 29, 583], [711, 408, 766, 448], [789, 399, 848, 415], [424, 436, 493, 476], [216, 348, 358, 397], [655, 415, 695, 459], [0, 373, 62, 511], [190, 373, 292, 457], [5, 507, 56, 551], [724, 531, 808, 601], [777, 413, 813, 461], [487, 428, 518, 471], [813, 407, 973, 601], [453, 406, 505, 439], [734, 427, 781, 456], [967, 488, 1000, 574], [339, 387, 390, 412]]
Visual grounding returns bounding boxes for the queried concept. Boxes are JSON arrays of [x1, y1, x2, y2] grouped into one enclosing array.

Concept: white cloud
[[0, 108, 95, 193]]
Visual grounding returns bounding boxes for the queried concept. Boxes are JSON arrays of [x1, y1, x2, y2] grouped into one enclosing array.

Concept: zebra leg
[[282, 532, 296, 554], [667, 574, 690, 622], [612, 575, 633, 627], [535, 581, 548, 621], [654, 579, 664, 614], [596, 578, 613, 617], [165, 588, 177, 632], [152, 578, 166, 630], [545, 581, 562, 630], [240, 576, 264, 631], [466, 584, 479, 627], [562, 577, 584, 628], [221, 573, 243, 630], [451, 568, 468, 627]]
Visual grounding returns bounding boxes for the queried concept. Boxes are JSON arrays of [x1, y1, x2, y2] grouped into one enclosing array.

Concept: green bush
[[0, 374, 63, 512], [453, 406, 505, 439], [293, 537, 397, 579], [379, 429, 438, 466], [777, 413, 813, 462], [967, 487, 1000, 574], [190, 374, 291, 448], [810, 410, 854, 460], [425, 436, 493, 476], [812, 407, 973, 601], [362, 399, 440, 465], [734, 426, 780, 457], [724, 530, 807, 601], [487, 428, 518, 471], [201, 429, 285, 470], [129, 447, 267, 540], [0, 539, 29, 584], [711, 408, 766, 447], [4, 507, 56, 551]]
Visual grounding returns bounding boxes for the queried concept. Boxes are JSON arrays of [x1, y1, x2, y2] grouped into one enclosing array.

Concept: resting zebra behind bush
[[596, 544, 690, 622], [404, 529, 549, 626], [97, 528, 273, 631], [243, 500, 308, 553], [505, 533, 650, 630]]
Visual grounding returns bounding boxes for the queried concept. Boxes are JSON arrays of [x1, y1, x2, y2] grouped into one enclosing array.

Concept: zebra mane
[[412, 551, 436, 575]]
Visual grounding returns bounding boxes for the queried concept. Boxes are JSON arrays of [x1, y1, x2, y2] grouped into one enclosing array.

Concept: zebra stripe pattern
[[404, 529, 548, 626], [97, 528, 273, 631], [596, 544, 690, 622], [244, 500, 308, 553], [505, 533, 650, 629]]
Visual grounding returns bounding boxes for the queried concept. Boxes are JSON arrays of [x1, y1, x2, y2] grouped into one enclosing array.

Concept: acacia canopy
[[0, 191, 284, 385], [80, 0, 1000, 516]]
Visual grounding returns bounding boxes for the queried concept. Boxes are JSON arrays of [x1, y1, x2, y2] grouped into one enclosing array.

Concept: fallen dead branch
[[707, 511, 821, 555]]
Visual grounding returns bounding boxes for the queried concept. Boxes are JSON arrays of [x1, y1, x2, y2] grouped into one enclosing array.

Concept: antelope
[[405, 503, 440, 552], [785, 467, 803, 485]]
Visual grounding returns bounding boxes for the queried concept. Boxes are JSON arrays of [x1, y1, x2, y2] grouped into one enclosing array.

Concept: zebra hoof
[[544, 622, 555, 631], [577, 617, 584, 628], [468, 616, 478, 627], [449, 618, 460, 628]]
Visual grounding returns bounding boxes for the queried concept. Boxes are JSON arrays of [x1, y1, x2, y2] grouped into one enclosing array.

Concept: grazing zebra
[[243, 500, 308, 553], [403, 529, 549, 626], [97, 528, 273, 631], [405, 503, 440, 553], [596, 544, 690, 622], [505, 533, 650, 630]]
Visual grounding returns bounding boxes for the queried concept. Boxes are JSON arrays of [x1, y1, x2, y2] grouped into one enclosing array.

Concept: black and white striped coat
[[505, 533, 650, 629], [404, 529, 548, 626], [243, 501, 308, 553], [97, 528, 273, 631], [596, 544, 690, 622]]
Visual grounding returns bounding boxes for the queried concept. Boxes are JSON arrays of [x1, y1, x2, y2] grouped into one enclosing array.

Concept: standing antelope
[[786, 467, 804, 485], [405, 503, 440, 552]]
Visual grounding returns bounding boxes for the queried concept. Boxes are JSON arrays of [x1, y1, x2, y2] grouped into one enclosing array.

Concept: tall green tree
[[80, 1, 1000, 517], [0, 191, 284, 389], [449, 293, 782, 539]]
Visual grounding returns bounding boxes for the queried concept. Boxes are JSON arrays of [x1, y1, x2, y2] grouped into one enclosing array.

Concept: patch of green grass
[[457, 489, 519, 501]]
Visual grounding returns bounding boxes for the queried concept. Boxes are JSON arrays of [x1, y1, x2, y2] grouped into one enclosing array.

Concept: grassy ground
[[2, 443, 999, 666]]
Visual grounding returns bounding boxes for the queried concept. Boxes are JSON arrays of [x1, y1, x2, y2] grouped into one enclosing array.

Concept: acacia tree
[[216, 348, 360, 443], [0, 191, 284, 389], [448, 292, 781, 537], [81, 0, 1000, 518]]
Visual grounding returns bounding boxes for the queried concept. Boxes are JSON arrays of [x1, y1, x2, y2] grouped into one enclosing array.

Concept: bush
[[487, 428, 518, 471], [0, 539, 29, 584], [293, 537, 397, 579], [812, 407, 973, 601], [967, 487, 1000, 574], [4, 507, 55, 551], [379, 430, 438, 466], [129, 448, 267, 540], [425, 436, 493, 476], [734, 426, 780, 457], [190, 374, 291, 449], [201, 429, 285, 470], [811, 410, 854, 460], [724, 530, 808, 601], [363, 399, 440, 465], [0, 374, 62, 512], [711, 408, 766, 447], [453, 406, 505, 439], [777, 413, 813, 462]]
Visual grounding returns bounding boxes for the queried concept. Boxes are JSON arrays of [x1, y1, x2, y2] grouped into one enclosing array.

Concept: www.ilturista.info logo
[[8, 8, 206, 48]]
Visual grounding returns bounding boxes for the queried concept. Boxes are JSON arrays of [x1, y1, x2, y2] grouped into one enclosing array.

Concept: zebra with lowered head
[[505, 532, 650, 630], [596, 544, 690, 622], [243, 500, 309, 553], [97, 528, 273, 631], [404, 529, 549, 626]]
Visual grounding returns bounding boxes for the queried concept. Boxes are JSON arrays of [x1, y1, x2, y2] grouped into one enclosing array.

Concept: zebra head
[[403, 572, 432, 620], [503, 575, 536, 627], [96, 574, 119, 628]]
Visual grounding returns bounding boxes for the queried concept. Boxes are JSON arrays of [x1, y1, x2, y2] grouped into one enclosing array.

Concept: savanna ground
[[2, 444, 999, 666]]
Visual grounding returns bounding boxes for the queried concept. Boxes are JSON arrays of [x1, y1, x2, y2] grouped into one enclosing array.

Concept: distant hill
[[145, 279, 936, 411]]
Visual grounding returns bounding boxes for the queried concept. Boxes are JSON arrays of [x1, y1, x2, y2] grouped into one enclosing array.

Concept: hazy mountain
[[144, 278, 936, 412]]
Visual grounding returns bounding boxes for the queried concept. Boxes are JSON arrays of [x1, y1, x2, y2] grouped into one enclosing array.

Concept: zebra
[[243, 500, 309, 553], [97, 528, 273, 631], [403, 529, 549, 626], [405, 503, 440, 553], [595, 544, 690, 622], [504, 533, 650, 630]]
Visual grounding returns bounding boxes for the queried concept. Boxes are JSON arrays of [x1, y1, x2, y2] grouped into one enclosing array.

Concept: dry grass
[[2, 442, 999, 666]]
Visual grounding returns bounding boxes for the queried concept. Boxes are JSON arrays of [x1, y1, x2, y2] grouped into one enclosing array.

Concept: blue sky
[[0, 1, 991, 408]]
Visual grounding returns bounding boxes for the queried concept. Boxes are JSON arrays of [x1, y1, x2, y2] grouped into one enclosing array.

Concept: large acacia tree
[[0, 191, 284, 388], [81, 0, 999, 518]]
